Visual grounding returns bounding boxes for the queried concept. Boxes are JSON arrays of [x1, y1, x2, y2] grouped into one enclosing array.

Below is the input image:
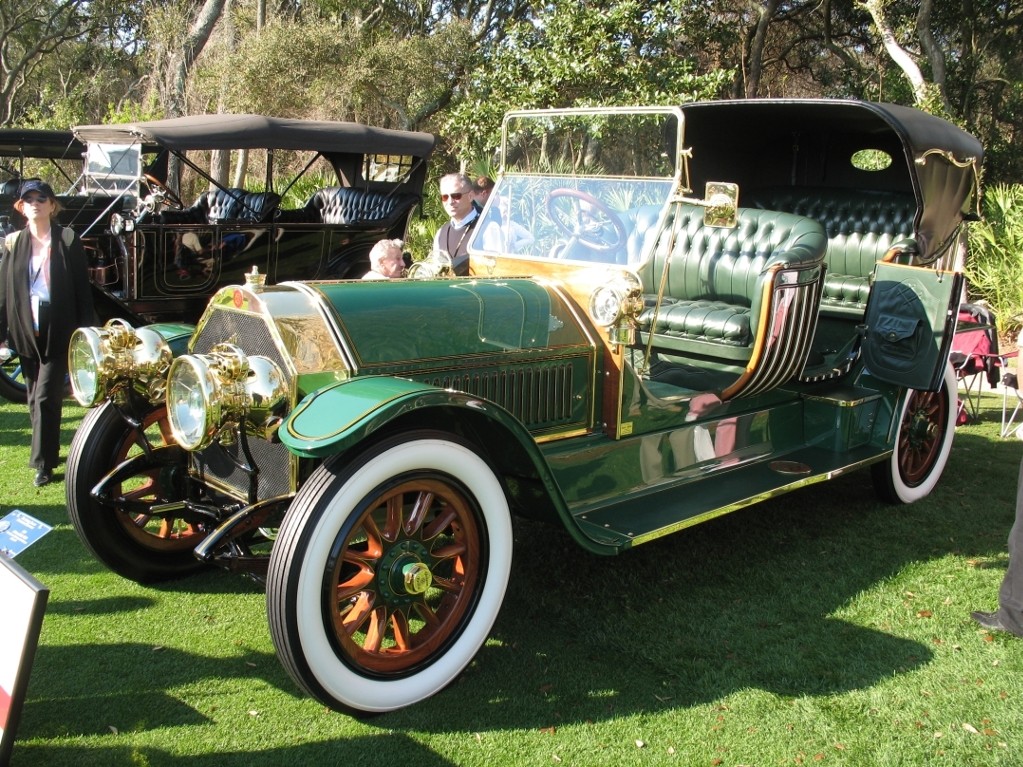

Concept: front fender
[[279, 375, 613, 554], [91, 443, 187, 513], [282, 375, 531, 459], [147, 322, 195, 356]]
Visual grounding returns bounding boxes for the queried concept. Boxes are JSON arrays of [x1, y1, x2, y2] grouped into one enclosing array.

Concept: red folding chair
[[949, 303, 1000, 424]]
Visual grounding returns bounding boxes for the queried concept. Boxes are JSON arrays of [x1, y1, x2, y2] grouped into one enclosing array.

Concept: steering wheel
[[546, 188, 627, 254], [142, 173, 184, 210]]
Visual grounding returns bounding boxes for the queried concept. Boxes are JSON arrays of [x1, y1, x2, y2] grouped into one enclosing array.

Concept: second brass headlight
[[166, 344, 288, 451]]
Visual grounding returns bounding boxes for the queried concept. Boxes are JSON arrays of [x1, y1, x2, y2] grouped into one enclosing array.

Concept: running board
[[573, 444, 888, 551]]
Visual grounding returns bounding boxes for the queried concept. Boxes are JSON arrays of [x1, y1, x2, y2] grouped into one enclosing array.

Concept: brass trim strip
[[722, 264, 783, 399]]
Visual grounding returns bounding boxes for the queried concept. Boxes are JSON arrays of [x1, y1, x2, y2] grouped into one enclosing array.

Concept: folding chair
[[1001, 349, 1023, 438], [949, 303, 1000, 424]]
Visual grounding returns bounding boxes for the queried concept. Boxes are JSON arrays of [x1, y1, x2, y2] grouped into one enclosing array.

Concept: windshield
[[83, 143, 141, 195], [501, 108, 684, 179], [469, 174, 674, 266], [472, 107, 683, 267]]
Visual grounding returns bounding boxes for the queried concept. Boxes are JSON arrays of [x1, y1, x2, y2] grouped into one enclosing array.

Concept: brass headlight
[[166, 343, 288, 452], [166, 354, 219, 451], [68, 320, 172, 407], [588, 269, 643, 327], [68, 327, 107, 407]]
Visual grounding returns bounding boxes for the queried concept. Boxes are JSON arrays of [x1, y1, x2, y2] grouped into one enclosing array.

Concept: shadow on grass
[[45, 595, 158, 616], [378, 429, 1023, 732], [15, 510, 263, 597], [23, 642, 289, 739], [18, 733, 461, 767]]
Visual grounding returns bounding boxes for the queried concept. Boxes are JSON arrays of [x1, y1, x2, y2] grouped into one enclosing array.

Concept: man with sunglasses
[[432, 173, 479, 276]]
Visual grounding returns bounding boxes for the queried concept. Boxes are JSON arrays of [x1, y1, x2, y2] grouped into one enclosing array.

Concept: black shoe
[[971, 610, 1021, 635], [33, 469, 51, 487]]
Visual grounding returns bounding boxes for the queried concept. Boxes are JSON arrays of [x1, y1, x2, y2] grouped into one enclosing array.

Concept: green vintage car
[[64, 101, 982, 715]]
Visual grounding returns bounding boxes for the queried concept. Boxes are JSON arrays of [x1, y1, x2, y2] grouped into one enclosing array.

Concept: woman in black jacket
[[0, 180, 94, 486]]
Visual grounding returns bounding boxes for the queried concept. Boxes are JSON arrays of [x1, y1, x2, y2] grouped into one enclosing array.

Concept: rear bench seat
[[634, 205, 826, 400], [276, 187, 420, 226], [744, 187, 918, 318]]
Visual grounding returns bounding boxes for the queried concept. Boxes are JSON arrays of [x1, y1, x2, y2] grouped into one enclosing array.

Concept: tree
[[0, 0, 121, 125], [443, 0, 735, 164], [721, 0, 1023, 182], [147, 0, 230, 119], [6, 0, 1023, 188], [857, 0, 951, 115]]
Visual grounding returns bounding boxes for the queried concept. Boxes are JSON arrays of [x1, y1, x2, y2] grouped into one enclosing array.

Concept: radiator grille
[[190, 307, 293, 501], [192, 308, 289, 372], [418, 362, 579, 430], [195, 437, 294, 501]]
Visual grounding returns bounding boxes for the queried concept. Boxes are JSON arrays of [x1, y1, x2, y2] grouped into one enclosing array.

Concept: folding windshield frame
[[499, 106, 688, 187]]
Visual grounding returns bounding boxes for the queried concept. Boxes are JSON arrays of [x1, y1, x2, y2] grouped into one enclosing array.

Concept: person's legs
[[973, 455, 1023, 636], [26, 355, 65, 474], [21, 355, 42, 469], [996, 456, 1023, 634]]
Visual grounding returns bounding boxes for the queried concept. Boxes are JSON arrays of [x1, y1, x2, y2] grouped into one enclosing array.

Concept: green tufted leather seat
[[636, 205, 827, 361], [745, 187, 918, 318]]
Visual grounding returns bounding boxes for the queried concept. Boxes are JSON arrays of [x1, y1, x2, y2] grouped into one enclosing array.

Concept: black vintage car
[[0, 116, 435, 401], [70, 114, 436, 322], [65, 100, 981, 716]]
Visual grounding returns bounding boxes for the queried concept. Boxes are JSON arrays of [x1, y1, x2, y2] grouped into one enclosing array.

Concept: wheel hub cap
[[909, 409, 935, 445], [402, 562, 432, 595], [378, 540, 433, 603]]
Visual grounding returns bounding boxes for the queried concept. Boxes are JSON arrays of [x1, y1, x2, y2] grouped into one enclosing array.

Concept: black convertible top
[[73, 114, 436, 158], [679, 99, 984, 260], [680, 98, 981, 202], [0, 129, 84, 159]]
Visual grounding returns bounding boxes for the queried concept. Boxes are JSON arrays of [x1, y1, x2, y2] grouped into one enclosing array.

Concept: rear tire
[[871, 364, 956, 504], [0, 351, 27, 403], [267, 432, 512, 715]]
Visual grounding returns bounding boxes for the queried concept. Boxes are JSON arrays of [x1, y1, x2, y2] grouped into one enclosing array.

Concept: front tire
[[66, 401, 210, 582], [267, 432, 513, 715], [871, 364, 956, 504]]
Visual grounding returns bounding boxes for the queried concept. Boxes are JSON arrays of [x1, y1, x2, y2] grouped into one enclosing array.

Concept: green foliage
[[275, 174, 332, 209], [965, 184, 1023, 336], [193, 16, 471, 130], [443, 0, 733, 166], [102, 93, 165, 124], [21, 94, 90, 133]]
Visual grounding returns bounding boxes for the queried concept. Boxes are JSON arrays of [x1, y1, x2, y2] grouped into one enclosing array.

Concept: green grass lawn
[[2, 392, 1022, 766]]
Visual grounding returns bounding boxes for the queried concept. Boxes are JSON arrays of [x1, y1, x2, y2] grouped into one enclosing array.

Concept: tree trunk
[[915, 0, 952, 112], [232, 0, 264, 188], [745, 0, 780, 97], [861, 0, 929, 105], [163, 0, 230, 191], [167, 0, 230, 118]]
